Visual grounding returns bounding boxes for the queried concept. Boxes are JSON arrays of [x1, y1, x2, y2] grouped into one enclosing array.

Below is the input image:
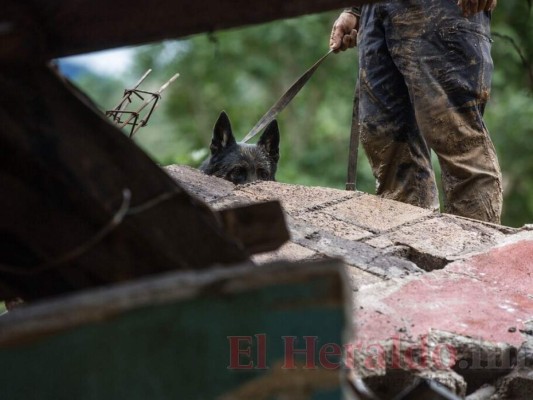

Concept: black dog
[[200, 111, 280, 185]]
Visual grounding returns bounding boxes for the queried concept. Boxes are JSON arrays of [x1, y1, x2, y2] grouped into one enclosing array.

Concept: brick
[[293, 211, 372, 241], [374, 215, 506, 271], [235, 181, 355, 214], [251, 242, 317, 265], [322, 193, 433, 233], [364, 236, 395, 249], [288, 219, 424, 279], [208, 195, 254, 210], [165, 165, 234, 203]]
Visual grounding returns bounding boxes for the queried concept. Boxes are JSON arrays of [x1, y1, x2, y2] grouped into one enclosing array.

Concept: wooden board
[[0, 259, 351, 400], [2, 0, 374, 62], [0, 65, 288, 301]]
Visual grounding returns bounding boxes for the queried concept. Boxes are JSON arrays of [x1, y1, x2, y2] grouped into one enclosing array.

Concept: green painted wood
[[0, 260, 351, 399]]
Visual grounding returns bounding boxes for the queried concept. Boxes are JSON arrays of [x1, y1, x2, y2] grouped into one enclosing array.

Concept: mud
[[357, 0, 503, 224]]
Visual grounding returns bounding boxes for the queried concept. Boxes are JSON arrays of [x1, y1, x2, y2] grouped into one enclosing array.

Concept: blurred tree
[[487, 1, 533, 226], [127, 14, 364, 187], [70, 6, 531, 227]]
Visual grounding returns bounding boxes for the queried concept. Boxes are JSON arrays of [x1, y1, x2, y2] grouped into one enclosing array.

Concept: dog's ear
[[258, 120, 280, 162], [211, 111, 236, 155]]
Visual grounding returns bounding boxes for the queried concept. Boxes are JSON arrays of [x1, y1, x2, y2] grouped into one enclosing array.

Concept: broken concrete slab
[[163, 167, 528, 287], [321, 193, 434, 233], [293, 210, 373, 242], [160, 165, 533, 397], [517, 333, 533, 369], [208, 195, 255, 211], [465, 384, 496, 400], [492, 368, 533, 399], [349, 340, 468, 398], [430, 331, 517, 394], [347, 240, 533, 394], [361, 370, 466, 399], [251, 245, 385, 289], [354, 239, 533, 362], [366, 215, 508, 271], [288, 217, 424, 279], [349, 330, 516, 398], [495, 228, 533, 249]]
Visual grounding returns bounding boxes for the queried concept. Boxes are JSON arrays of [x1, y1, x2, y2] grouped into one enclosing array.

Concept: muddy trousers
[[357, 0, 503, 223]]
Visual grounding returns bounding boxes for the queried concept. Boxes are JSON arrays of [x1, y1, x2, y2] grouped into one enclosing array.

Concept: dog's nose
[[247, 170, 258, 183]]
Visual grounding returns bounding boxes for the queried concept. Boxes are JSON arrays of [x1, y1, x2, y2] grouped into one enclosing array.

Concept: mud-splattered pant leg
[[358, 0, 503, 223]]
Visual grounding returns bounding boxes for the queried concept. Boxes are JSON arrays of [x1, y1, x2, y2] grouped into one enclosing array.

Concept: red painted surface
[[355, 240, 533, 347]]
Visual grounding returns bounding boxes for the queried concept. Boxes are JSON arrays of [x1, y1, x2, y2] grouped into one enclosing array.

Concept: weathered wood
[[217, 201, 290, 255], [0, 259, 351, 400], [1, 0, 376, 62], [0, 65, 288, 301], [165, 165, 237, 203]]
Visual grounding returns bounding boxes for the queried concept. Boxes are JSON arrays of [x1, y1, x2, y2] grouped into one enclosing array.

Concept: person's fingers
[[341, 30, 358, 50], [350, 29, 358, 47], [458, 0, 477, 16], [341, 35, 351, 51], [464, 0, 474, 16], [457, 0, 466, 16], [458, 0, 495, 15], [329, 13, 357, 51], [469, 0, 479, 15], [330, 23, 344, 50]]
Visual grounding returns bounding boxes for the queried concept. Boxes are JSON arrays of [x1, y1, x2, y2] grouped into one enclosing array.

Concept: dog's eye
[[257, 168, 270, 180], [229, 167, 247, 184]]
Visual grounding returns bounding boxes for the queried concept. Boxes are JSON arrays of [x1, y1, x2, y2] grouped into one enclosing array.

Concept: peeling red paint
[[356, 240, 533, 347]]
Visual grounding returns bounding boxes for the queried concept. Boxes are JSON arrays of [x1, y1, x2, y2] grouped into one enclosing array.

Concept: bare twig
[[492, 32, 533, 91]]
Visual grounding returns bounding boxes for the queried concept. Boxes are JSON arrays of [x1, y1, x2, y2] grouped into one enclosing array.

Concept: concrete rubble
[[166, 165, 533, 399]]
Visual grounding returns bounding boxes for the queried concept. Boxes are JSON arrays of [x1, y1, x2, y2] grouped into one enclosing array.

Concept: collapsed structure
[[166, 165, 533, 399], [0, 1, 531, 399]]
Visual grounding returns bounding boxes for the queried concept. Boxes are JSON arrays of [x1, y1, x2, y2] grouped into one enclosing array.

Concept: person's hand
[[457, 0, 497, 17], [329, 11, 359, 52]]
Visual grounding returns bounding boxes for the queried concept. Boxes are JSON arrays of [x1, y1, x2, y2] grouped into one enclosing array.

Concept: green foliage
[[74, 73, 127, 111], [128, 13, 364, 192], [71, 7, 532, 227], [488, 1, 533, 226], [486, 89, 533, 224]]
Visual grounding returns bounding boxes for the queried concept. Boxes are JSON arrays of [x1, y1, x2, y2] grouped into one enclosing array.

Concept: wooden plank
[[0, 259, 351, 400], [217, 201, 290, 255], [2, 0, 376, 62], [165, 165, 236, 204], [0, 65, 257, 301], [165, 166, 290, 254]]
